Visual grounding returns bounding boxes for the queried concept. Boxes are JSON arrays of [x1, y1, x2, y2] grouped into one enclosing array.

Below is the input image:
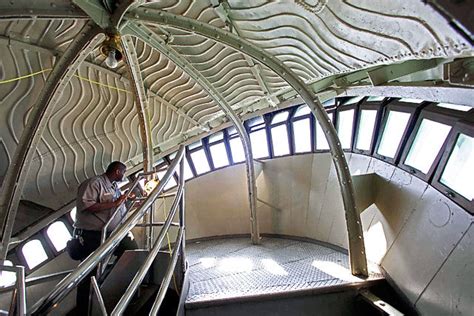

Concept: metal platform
[[185, 236, 382, 304]]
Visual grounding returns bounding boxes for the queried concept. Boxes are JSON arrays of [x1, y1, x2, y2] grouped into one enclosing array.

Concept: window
[[248, 116, 269, 159], [46, 221, 72, 252], [228, 127, 246, 163], [250, 129, 270, 158], [343, 96, 364, 106], [337, 109, 355, 150], [208, 132, 230, 168], [70, 207, 77, 222], [440, 133, 474, 200], [22, 239, 48, 269], [404, 119, 452, 174], [190, 150, 210, 175], [316, 112, 334, 150], [436, 103, 471, 112], [168, 152, 194, 180], [293, 119, 312, 153], [355, 110, 378, 151], [270, 111, 290, 157], [366, 96, 385, 102], [0, 260, 16, 288], [398, 98, 424, 104], [377, 111, 411, 159]]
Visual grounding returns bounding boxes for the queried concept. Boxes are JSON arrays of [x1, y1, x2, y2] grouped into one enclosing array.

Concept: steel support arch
[[0, 22, 103, 259], [123, 22, 261, 245], [126, 8, 368, 276], [121, 36, 154, 172]]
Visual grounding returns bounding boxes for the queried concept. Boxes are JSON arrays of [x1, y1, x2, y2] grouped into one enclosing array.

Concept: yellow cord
[[0, 68, 52, 84], [0, 68, 131, 94]]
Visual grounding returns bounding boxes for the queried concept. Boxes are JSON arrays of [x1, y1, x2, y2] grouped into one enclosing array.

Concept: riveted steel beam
[[339, 83, 474, 107], [0, 0, 88, 20], [124, 22, 261, 245], [0, 22, 102, 259], [126, 9, 368, 276], [121, 36, 154, 172]]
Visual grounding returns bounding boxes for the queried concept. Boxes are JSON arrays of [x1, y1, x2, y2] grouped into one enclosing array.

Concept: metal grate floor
[[185, 237, 382, 303]]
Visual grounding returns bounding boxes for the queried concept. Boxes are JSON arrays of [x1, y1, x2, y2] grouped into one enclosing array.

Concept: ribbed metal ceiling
[[0, 0, 471, 209]]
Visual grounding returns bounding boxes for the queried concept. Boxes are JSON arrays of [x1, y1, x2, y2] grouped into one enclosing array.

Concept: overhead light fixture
[[100, 34, 123, 69]]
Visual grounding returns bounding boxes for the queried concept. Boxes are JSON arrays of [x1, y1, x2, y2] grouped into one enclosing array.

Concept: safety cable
[[0, 68, 131, 94]]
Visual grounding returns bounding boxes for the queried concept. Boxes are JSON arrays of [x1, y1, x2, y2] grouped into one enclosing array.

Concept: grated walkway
[[185, 237, 382, 303]]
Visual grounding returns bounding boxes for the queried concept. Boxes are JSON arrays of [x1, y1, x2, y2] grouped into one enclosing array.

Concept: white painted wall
[[161, 152, 473, 315]]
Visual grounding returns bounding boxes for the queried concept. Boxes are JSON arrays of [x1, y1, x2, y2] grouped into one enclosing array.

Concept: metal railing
[[0, 263, 26, 316], [30, 145, 186, 315], [112, 158, 186, 315]]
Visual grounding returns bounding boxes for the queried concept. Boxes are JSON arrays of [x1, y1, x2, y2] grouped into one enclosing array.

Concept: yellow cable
[[0, 68, 131, 94], [0, 68, 52, 84], [72, 74, 131, 94]]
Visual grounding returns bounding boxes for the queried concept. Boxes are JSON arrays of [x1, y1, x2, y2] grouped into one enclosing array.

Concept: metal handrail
[[111, 176, 185, 315], [90, 276, 107, 316], [30, 146, 185, 315], [0, 269, 74, 293], [0, 264, 26, 316], [149, 228, 184, 316]]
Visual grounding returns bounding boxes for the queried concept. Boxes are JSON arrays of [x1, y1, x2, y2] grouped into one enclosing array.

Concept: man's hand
[[114, 194, 127, 206]]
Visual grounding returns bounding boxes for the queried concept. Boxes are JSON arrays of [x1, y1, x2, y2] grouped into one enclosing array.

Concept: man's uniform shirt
[[75, 174, 126, 232]]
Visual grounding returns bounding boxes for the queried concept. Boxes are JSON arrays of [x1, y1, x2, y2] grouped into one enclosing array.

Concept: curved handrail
[[111, 180, 184, 315], [30, 146, 185, 315]]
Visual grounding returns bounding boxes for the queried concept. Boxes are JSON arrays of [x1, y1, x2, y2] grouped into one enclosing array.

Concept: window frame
[[227, 126, 246, 165], [246, 115, 271, 159], [207, 130, 232, 170], [373, 99, 426, 164], [16, 235, 52, 273], [290, 104, 315, 154], [314, 108, 336, 153], [336, 103, 359, 152], [398, 105, 465, 182], [186, 139, 212, 176], [431, 121, 474, 214], [268, 109, 293, 157], [44, 219, 73, 255], [352, 99, 386, 155]]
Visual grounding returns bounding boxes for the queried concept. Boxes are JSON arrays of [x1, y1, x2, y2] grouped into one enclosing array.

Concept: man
[[74, 161, 137, 314]]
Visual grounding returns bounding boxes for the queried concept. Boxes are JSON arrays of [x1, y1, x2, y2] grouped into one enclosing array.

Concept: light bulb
[[105, 50, 118, 69]]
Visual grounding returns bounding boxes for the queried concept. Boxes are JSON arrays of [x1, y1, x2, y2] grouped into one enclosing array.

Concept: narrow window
[[316, 112, 334, 150], [271, 125, 290, 156], [440, 133, 474, 200], [229, 137, 245, 163], [337, 109, 355, 149], [46, 221, 72, 252], [209, 142, 229, 168], [436, 103, 471, 112], [404, 119, 452, 174], [355, 110, 378, 151], [293, 119, 311, 153], [250, 129, 269, 158], [208, 132, 230, 168], [22, 240, 48, 269], [0, 260, 16, 288], [70, 207, 77, 222], [377, 111, 411, 158], [190, 150, 211, 175]]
